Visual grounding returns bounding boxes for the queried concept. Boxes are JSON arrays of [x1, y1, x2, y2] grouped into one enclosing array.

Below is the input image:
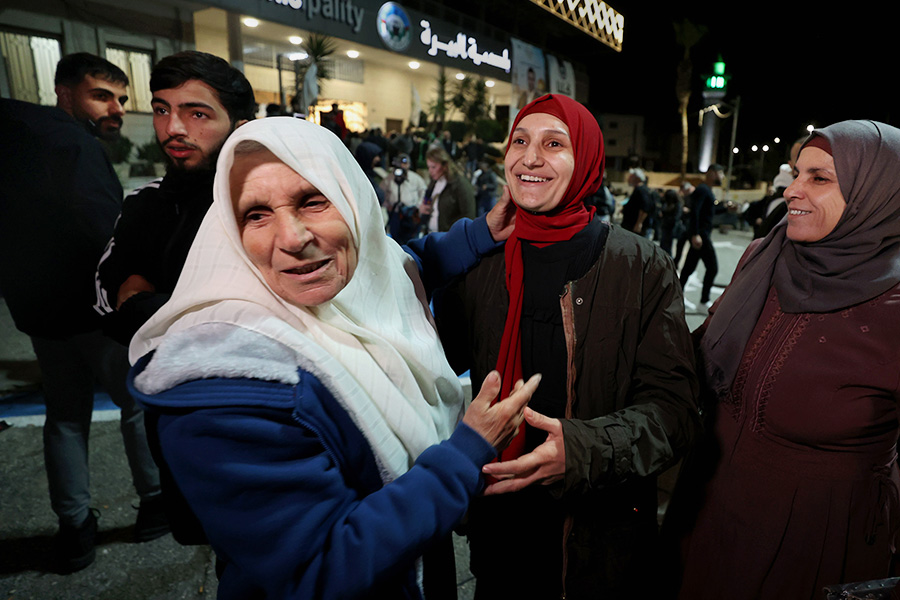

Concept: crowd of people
[[266, 103, 501, 245], [2, 48, 900, 600]]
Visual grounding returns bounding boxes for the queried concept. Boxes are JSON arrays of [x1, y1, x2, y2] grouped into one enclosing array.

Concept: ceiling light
[[289, 36, 303, 45], [408, 61, 420, 69], [346, 50, 360, 58], [242, 17, 260, 27], [485, 80, 495, 88], [455, 73, 465, 80]]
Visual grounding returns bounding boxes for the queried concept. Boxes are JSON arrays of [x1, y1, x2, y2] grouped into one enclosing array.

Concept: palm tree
[[427, 69, 449, 128], [292, 33, 337, 113], [673, 19, 707, 181], [449, 75, 490, 132]]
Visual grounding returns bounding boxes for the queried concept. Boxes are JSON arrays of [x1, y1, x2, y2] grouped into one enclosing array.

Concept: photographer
[[381, 153, 428, 244]]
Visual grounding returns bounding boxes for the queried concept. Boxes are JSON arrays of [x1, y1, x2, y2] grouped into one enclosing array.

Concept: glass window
[[0, 31, 61, 105], [105, 46, 153, 113]]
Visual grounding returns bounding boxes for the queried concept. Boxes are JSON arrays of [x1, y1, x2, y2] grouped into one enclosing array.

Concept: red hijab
[[497, 94, 605, 460]]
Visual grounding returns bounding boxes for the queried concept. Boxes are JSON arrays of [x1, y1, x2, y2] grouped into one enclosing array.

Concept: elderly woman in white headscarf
[[128, 117, 536, 600]]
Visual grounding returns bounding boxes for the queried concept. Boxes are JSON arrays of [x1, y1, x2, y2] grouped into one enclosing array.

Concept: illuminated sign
[[419, 20, 511, 72], [528, 0, 623, 52], [267, 0, 365, 34], [377, 2, 412, 52], [704, 58, 729, 92]]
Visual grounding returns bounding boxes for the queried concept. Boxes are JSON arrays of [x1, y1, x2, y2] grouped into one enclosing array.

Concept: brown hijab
[[701, 120, 900, 399]]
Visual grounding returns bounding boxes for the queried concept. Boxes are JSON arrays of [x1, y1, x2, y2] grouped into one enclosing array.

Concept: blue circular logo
[[377, 3, 411, 52]]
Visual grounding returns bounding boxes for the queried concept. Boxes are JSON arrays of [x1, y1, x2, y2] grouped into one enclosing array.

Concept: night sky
[[580, 0, 899, 161]]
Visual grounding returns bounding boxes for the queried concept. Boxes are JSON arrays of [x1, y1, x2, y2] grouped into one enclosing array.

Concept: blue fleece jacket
[[131, 217, 500, 599]]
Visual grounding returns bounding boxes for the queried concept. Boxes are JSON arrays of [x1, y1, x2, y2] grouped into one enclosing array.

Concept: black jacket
[[687, 183, 716, 237], [436, 224, 700, 597], [0, 99, 123, 338], [96, 169, 215, 344]]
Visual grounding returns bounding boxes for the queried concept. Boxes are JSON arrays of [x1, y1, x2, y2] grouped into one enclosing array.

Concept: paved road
[[0, 225, 752, 599]]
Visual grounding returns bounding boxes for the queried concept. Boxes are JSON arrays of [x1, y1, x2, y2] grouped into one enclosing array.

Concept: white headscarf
[[130, 117, 464, 480]]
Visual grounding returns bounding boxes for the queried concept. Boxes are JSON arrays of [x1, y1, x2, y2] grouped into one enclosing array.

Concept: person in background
[[382, 152, 428, 244], [585, 169, 617, 223], [420, 146, 476, 233], [440, 129, 459, 159], [464, 135, 486, 178], [365, 127, 389, 166], [667, 120, 900, 599], [354, 139, 386, 207], [435, 94, 699, 599], [673, 181, 695, 267], [323, 102, 347, 141], [0, 52, 165, 574], [95, 51, 255, 344], [621, 167, 654, 235], [128, 116, 535, 599], [678, 164, 724, 309], [658, 188, 685, 257], [473, 159, 499, 217]]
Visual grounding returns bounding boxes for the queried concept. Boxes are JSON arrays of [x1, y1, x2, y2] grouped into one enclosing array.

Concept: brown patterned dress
[[677, 283, 900, 599]]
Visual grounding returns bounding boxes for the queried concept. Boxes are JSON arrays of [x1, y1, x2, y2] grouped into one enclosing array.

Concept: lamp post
[[724, 95, 740, 198], [758, 144, 769, 182], [698, 57, 729, 172]]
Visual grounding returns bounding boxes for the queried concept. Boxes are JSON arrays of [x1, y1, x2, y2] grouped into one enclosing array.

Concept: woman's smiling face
[[784, 146, 847, 242], [505, 112, 575, 213], [231, 149, 358, 307]]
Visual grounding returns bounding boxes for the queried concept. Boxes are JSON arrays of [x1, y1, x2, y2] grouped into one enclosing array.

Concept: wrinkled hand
[[462, 371, 541, 451], [481, 408, 565, 495], [485, 186, 516, 242], [691, 234, 703, 250]]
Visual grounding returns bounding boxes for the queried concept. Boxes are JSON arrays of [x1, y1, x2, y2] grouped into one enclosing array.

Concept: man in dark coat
[[679, 164, 724, 307], [0, 53, 165, 574], [621, 167, 654, 235]]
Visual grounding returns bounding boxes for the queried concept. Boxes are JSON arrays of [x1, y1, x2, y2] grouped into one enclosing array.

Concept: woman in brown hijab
[[669, 120, 900, 599]]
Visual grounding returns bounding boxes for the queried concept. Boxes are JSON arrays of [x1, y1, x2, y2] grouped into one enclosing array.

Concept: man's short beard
[[90, 116, 124, 142]]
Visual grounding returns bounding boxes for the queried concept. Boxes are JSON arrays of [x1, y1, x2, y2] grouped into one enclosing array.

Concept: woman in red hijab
[[436, 94, 700, 598]]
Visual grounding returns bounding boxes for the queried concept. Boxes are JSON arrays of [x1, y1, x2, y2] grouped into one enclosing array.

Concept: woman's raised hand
[[462, 371, 541, 451], [485, 186, 517, 242]]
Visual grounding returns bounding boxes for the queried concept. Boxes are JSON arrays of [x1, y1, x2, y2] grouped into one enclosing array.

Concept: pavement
[[0, 221, 753, 599]]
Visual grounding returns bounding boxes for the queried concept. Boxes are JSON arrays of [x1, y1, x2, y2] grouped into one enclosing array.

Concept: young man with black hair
[[1, 52, 165, 574], [53, 51, 129, 142], [96, 51, 255, 342]]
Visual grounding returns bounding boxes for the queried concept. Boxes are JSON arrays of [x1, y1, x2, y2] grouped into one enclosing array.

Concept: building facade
[[2, 0, 620, 150]]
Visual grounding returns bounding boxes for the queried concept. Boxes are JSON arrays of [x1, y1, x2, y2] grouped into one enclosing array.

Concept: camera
[[392, 154, 409, 184]]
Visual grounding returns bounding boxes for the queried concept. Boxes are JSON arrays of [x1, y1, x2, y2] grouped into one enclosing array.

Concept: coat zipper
[[558, 282, 578, 599]]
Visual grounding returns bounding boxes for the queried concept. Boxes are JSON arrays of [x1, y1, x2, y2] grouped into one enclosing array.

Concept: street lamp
[[758, 144, 769, 182]]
